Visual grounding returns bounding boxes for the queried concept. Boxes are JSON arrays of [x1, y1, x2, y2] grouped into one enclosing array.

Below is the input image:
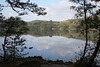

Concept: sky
[[1, 0, 100, 22], [1, 0, 75, 21]]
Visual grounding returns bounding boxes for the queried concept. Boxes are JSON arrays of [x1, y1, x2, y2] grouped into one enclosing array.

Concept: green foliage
[[27, 19, 98, 41], [28, 19, 79, 31], [0, 17, 29, 36], [0, 17, 29, 62], [1, 35, 28, 62], [70, 0, 100, 66], [0, 0, 47, 16]]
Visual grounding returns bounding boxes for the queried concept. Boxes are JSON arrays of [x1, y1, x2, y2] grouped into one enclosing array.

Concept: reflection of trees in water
[[29, 28, 85, 40], [29, 26, 97, 41]]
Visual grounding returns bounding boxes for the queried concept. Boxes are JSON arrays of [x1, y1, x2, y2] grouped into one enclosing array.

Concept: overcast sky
[[1, 0, 76, 21]]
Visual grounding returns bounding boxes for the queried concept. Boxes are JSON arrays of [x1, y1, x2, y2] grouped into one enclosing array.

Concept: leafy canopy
[[0, 0, 47, 16]]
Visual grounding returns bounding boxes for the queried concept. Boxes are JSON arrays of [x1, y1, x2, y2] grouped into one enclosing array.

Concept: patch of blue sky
[[30, 0, 63, 7]]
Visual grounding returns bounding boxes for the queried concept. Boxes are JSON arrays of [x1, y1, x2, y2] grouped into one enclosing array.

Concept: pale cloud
[[2, 0, 75, 21], [20, 0, 75, 21], [3, 0, 99, 21], [42, 0, 75, 21]]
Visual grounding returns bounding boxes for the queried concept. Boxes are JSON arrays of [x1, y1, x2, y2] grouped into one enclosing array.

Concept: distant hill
[[27, 19, 96, 41], [27, 19, 86, 40], [28, 19, 80, 31]]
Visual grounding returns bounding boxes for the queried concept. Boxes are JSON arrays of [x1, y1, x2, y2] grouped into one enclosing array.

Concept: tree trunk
[[2, 36, 7, 62], [78, 0, 88, 64], [87, 31, 100, 67]]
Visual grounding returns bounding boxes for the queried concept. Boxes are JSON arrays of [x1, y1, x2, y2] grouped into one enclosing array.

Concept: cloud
[[20, 0, 75, 21], [3, 0, 99, 21], [43, 0, 75, 21], [2, 0, 75, 21], [45, 1, 74, 20]]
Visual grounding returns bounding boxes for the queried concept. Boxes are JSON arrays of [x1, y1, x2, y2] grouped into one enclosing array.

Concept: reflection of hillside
[[28, 29, 85, 40], [28, 20, 81, 39], [28, 20, 96, 41]]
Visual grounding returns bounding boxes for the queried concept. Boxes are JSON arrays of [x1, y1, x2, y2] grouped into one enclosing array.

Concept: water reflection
[[0, 37, 3, 49], [0, 35, 86, 61], [23, 35, 85, 61]]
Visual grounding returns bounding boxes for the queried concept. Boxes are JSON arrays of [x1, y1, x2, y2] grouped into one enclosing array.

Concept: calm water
[[0, 35, 86, 62], [23, 35, 86, 62]]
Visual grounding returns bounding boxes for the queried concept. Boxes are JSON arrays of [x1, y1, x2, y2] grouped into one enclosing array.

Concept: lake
[[0, 34, 86, 62], [23, 34, 85, 62]]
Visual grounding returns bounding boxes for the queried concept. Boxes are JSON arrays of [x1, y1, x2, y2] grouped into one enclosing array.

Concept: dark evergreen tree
[[0, 17, 29, 62]]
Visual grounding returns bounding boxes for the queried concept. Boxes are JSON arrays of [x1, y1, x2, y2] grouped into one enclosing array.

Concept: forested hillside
[[27, 19, 86, 39], [27, 19, 96, 41], [28, 19, 79, 31]]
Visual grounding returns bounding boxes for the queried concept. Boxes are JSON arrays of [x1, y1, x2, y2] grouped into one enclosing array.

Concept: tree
[[0, 0, 46, 62], [0, 17, 29, 62], [70, 0, 88, 64], [0, 0, 47, 16], [0, 0, 47, 25], [86, 9, 100, 67], [5, 35, 27, 61], [91, 0, 100, 1], [70, 0, 99, 66]]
